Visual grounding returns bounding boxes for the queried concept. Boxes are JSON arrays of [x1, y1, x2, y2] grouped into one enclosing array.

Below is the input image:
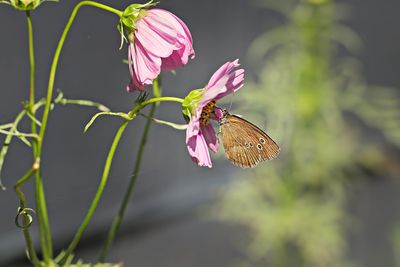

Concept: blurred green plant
[[212, 0, 400, 266], [392, 224, 400, 267]]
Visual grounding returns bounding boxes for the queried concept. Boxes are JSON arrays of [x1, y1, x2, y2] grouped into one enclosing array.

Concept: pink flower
[[185, 59, 245, 167], [127, 8, 195, 91]]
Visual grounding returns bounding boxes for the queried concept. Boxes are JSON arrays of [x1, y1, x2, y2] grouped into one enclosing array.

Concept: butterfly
[[219, 109, 280, 168]]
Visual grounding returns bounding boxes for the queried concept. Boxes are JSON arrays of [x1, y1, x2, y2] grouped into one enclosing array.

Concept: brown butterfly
[[219, 109, 280, 168]]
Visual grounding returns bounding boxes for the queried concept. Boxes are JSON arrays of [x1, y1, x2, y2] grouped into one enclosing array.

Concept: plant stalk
[[98, 78, 162, 261]]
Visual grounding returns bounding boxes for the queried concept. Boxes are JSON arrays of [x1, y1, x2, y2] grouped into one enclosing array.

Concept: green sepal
[[117, 22, 128, 50], [121, 16, 136, 30], [120, 0, 158, 30], [1, 0, 57, 11], [182, 88, 205, 121], [118, 0, 158, 48], [123, 0, 158, 15]]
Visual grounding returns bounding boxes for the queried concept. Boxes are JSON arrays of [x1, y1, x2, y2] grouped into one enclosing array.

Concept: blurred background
[[0, 0, 399, 266]]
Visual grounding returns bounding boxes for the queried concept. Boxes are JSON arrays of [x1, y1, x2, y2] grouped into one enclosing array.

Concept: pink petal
[[135, 17, 179, 58], [213, 69, 244, 99], [126, 45, 145, 91], [201, 75, 230, 104], [201, 124, 219, 153], [202, 73, 244, 105], [132, 40, 161, 86], [207, 59, 240, 90], [161, 50, 185, 70], [200, 60, 243, 103], [186, 133, 212, 168], [145, 11, 179, 39], [126, 46, 138, 91], [150, 9, 195, 70], [126, 76, 145, 92], [150, 9, 193, 44], [186, 117, 201, 143]]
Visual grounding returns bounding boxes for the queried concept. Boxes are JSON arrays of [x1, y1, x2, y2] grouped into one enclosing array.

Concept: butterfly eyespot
[[249, 143, 254, 147], [245, 143, 252, 148], [259, 138, 266, 144], [257, 144, 263, 150]]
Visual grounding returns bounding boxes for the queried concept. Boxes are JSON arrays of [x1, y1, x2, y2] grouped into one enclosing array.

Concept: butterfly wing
[[220, 114, 280, 168]]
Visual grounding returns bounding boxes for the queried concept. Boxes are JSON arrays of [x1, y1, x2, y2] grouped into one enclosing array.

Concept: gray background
[[0, 0, 399, 266]]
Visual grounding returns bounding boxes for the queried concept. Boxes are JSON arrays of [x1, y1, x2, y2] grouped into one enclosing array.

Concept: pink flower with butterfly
[[123, 2, 195, 92], [183, 59, 245, 167]]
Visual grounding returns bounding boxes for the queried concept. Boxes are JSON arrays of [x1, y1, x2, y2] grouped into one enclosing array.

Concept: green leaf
[[0, 111, 28, 190], [54, 91, 110, 112], [0, 129, 38, 139], [247, 25, 293, 65], [0, 100, 46, 191], [331, 24, 362, 54], [84, 111, 131, 133], [353, 86, 400, 147], [25, 110, 42, 127], [139, 113, 187, 130], [0, 123, 13, 130], [0, 129, 35, 147]]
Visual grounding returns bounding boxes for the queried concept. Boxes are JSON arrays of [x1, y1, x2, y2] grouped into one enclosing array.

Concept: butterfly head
[[221, 108, 230, 117], [218, 108, 231, 125]]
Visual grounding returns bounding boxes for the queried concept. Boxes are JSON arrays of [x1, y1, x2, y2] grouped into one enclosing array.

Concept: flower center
[[199, 100, 216, 126]]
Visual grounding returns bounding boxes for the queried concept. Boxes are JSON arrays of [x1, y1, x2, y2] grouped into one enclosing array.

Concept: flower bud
[[2, 0, 49, 11]]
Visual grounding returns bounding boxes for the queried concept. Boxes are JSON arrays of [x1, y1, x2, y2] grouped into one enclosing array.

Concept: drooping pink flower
[[127, 8, 195, 91], [185, 59, 245, 167]]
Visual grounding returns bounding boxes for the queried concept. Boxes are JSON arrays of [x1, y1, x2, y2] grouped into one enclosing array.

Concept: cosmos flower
[[184, 59, 245, 167], [126, 8, 195, 91]]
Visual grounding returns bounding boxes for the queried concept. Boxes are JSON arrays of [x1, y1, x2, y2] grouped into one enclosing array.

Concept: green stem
[[14, 164, 41, 266], [55, 98, 110, 112], [14, 163, 39, 210], [0, 113, 25, 190], [0, 129, 39, 139], [58, 119, 129, 265], [26, 9, 52, 261], [34, 171, 52, 260], [38, 0, 122, 157], [59, 93, 182, 264], [34, 1, 122, 261], [0, 123, 14, 130], [98, 78, 162, 261], [0, 101, 46, 190], [26, 10, 37, 154], [128, 96, 183, 118]]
